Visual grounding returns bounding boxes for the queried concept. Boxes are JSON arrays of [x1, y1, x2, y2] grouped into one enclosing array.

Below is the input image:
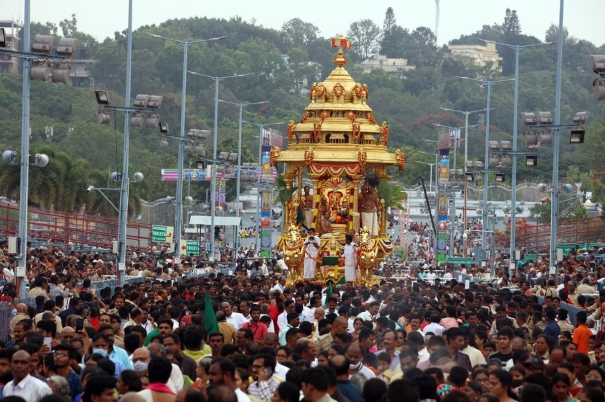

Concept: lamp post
[[413, 161, 436, 192], [458, 76, 514, 266], [243, 121, 284, 254], [478, 39, 555, 266], [0, 0, 79, 296], [418, 148, 439, 260], [148, 34, 225, 260], [188, 71, 250, 260]]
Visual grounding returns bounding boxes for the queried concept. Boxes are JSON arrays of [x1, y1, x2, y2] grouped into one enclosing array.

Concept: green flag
[[337, 275, 346, 285], [204, 291, 219, 335], [296, 204, 305, 225], [324, 281, 333, 304]]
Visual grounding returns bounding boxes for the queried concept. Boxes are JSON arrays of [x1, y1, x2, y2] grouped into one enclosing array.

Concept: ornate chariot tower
[[272, 36, 406, 284]]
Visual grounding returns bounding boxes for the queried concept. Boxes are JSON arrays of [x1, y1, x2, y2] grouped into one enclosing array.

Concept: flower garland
[[366, 112, 376, 125], [351, 122, 361, 139], [300, 111, 311, 123]]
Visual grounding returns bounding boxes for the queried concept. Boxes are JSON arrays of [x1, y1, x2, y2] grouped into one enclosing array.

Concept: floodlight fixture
[[2, 150, 17, 165], [502, 205, 511, 214], [159, 122, 169, 134], [87, 185, 95, 192], [570, 128, 585, 144], [51, 62, 71, 84], [216, 165, 226, 174], [110, 172, 122, 182], [0, 28, 6, 48], [95, 90, 110, 105], [146, 95, 163, 109], [32, 154, 49, 167], [488, 155, 500, 167], [30, 59, 51, 81], [537, 129, 552, 145], [133, 172, 144, 182], [185, 196, 194, 206], [592, 78, 605, 100], [521, 112, 537, 125], [465, 171, 476, 182], [133, 94, 150, 108], [562, 183, 574, 194], [144, 113, 160, 129], [537, 183, 548, 193], [499, 140, 512, 151], [166, 196, 175, 204], [489, 141, 500, 150], [196, 159, 206, 169], [187, 129, 210, 140], [527, 144, 540, 152], [515, 205, 524, 214], [159, 138, 169, 149], [537, 111, 553, 125], [55, 37, 77, 57], [523, 130, 539, 146], [184, 143, 205, 155], [130, 112, 145, 128], [590, 55, 605, 74], [227, 152, 238, 163], [97, 110, 111, 125], [31, 35, 54, 54], [499, 154, 512, 167], [572, 112, 590, 125], [495, 172, 506, 182], [525, 155, 538, 167], [218, 151, 229, 161]]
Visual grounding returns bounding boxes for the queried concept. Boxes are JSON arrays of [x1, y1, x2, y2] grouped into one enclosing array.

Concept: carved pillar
[[312, 179, 320, 231], [352, 179, 360, 233]]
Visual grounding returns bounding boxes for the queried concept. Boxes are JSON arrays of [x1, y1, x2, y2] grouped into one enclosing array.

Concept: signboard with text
[[152, 225, 174, 243]]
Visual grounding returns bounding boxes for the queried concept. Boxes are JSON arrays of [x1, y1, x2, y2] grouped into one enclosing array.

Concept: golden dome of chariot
[[277, 35, 406, 172]]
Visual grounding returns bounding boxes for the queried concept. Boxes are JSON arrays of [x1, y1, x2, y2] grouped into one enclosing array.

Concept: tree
[[59, 13, 78, 37], [288, 48, 316, 94], [379, 7, 408, 58], [348, 19, 381, 59], [502, 8, 522, 38], [282, 18, 319, 51]]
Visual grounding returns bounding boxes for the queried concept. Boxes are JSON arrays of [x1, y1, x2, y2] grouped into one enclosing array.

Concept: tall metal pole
[[174, 43, 188, 260], [16, 0, 31, 298], [434, 152, 439, 261], [210, 76, 219, 261], [449, 131, 458, 257], [510, 45, 520, 269], [550, 0, 565, 272], [236, 103, 244, 255], [483, 83, 492, 273], [463, 113, 469, 238], [255, 125, 263, 254], [117, 0, 133, 285]]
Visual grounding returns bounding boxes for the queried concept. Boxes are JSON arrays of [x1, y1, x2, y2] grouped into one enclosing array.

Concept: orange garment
[[573, 324, 592, 354]]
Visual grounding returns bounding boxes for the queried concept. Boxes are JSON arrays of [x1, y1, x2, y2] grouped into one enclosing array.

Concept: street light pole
[[458, 77, 514, 271], [16, 0, 31, 298], [551, 0, 565, 272], [218, 100, 268, 255], [440, 107, 489, 239], [414, 161, 435, 192], [117, 0, 133, 284], [188, 71, 250, 260], [478, 39, 554, 268], [148, 34, 225, 261]]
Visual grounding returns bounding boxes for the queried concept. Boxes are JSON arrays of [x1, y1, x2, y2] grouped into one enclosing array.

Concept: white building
[[448, 42, 503, 71], [357, 55, 416, 75]]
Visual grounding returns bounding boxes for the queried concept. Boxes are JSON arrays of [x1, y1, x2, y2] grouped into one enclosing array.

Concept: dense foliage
[[0, 8, 604, 216]]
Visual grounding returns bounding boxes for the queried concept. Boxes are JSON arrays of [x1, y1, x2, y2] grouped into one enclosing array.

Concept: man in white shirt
[[271, 276, 287, 294], [277, 300, 296, 334], [425, 268, 436, 281], [222, 302, 248, 331], [357, 302, 380, 322], [3, 350, 52, 400], [422, 312, 445, 336]]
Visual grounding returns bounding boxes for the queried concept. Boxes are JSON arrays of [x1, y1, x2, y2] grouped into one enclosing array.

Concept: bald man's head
[[332, 317, 349, 335], [16, 303, 27, 314], [329, 354, 350, 377], [11, 350, 30, 381]]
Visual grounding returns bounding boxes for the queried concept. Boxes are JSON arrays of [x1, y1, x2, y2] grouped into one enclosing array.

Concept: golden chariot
[[272, 36, 406, 286]]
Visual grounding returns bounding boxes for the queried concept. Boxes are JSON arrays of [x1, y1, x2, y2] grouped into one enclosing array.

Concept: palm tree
[[377, 178, 407, 211], [273, 174, 297, 206]]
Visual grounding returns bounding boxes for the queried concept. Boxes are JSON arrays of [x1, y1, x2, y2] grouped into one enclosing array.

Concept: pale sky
[[2, 0, 604, 47]]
